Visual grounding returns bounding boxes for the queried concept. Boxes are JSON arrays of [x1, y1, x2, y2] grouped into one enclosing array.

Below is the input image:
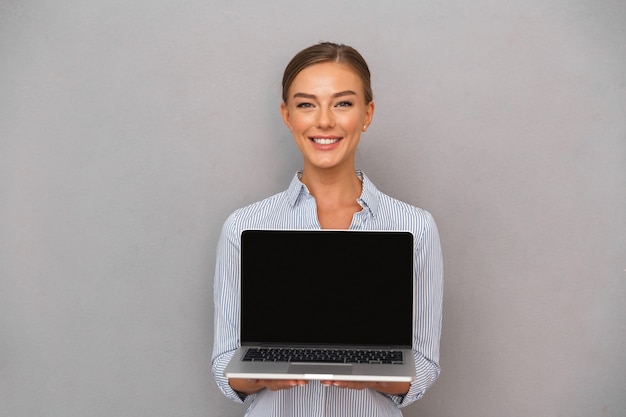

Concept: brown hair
[[281, 42, 373, 104]]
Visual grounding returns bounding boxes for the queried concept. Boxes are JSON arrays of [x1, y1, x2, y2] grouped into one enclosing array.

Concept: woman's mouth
[[311, 137, 341, 145]]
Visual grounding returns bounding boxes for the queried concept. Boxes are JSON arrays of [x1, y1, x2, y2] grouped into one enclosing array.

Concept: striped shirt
[[211, 171, 443, 417]]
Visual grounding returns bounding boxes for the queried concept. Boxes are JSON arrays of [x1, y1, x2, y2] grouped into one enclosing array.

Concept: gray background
[[1, 0, 625, 416]]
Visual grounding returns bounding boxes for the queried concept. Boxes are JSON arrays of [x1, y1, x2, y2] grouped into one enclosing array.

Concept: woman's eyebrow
[[292, 90, 358, 100]]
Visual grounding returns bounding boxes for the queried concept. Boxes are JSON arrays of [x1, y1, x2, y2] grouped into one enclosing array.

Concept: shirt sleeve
[[211, 213, 250, 403], [397, 210, 444, 407]]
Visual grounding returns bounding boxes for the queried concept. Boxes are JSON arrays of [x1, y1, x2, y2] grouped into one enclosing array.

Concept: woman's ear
[[280, 102, 292, 130], [363, 101, 375, 131]]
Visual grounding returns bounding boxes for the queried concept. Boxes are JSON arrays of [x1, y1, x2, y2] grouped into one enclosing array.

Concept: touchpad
[[288, 364, 353, 377]]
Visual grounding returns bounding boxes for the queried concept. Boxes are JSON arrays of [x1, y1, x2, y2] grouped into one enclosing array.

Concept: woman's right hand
[[229, 378, 309, 394]]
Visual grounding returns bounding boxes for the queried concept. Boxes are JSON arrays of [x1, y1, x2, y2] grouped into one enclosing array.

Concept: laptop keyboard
[[243, 347, 404, 364]]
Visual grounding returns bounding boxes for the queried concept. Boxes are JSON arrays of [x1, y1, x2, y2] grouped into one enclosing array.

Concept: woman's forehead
[[289, 62, 364, 94]]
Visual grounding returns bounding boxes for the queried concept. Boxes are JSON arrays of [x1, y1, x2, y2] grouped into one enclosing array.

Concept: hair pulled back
[[281, 42, 373, 104]]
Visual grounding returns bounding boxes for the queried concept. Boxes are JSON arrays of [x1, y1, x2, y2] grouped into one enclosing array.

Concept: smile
[[311, 137, 341, 145]]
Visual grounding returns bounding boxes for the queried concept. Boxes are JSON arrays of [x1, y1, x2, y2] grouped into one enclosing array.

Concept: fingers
[[320, 380, 375, 390], [261, 379, 309, 391], [249, 379, 382, 392]]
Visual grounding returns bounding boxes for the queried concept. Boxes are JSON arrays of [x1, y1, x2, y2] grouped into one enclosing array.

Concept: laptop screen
[[240, 230, 414, 348]]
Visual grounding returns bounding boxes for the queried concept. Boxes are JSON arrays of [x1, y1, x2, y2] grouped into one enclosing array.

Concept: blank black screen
[[240, 230, 413, 347]]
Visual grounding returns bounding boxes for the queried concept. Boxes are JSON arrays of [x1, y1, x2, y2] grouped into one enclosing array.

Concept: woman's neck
[[300, 167, 362, 203], [300, 166, 363, 229]]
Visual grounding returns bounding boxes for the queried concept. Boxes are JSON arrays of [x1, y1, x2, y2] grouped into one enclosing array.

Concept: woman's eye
[[336, 101, 353, 107], [296, 102, 314, 108]]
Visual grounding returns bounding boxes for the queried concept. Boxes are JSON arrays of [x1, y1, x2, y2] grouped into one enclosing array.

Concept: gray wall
[[1, 1, 625, 416]]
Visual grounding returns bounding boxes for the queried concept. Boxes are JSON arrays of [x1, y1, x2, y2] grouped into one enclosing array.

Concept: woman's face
[[280, 62, 374, 173]]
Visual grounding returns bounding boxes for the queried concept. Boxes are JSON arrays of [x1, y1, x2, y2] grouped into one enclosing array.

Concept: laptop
[[224, 229, 416, 382]]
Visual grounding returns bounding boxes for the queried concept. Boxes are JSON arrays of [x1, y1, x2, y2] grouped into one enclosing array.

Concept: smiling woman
[[211, 42, 444, 417]]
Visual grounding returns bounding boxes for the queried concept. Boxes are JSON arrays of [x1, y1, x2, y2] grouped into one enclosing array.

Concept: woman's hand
[[230, 378, 409, 395], [321, 380, 410, 395], [229, 378, 309, 395]]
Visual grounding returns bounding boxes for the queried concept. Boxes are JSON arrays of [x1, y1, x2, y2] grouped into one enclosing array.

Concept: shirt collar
[[357, 171, 380, 218], [286, 172, 308, 207], [287, 170, 380, 218]]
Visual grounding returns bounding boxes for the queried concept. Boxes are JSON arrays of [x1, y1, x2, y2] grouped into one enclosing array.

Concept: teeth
[[312, 138, 339, 145]]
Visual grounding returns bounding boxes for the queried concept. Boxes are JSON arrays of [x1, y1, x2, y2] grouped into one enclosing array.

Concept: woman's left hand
[[321, 380, 374, 390], [320, 380, 410, 395]]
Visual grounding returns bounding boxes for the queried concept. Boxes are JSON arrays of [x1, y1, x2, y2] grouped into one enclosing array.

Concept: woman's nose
[[316, 108, 335, 129]]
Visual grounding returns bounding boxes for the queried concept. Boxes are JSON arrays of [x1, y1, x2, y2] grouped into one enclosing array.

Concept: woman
[[211, 42, 443, 416]]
